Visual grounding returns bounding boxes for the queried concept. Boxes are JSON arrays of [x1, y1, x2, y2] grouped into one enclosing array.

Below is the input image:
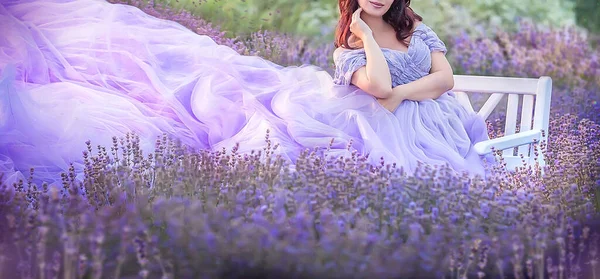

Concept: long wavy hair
[[334, 0, 423, 49]]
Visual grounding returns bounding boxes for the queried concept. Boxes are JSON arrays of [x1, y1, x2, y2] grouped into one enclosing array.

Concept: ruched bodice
[[333, 23, 447, 87]]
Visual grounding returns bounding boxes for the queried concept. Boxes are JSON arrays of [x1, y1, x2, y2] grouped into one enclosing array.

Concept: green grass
[[152, 0, 338, 42]]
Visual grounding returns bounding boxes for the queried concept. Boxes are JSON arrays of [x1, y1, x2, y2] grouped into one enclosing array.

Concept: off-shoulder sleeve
[[417, 24, 447, 55], [332, 49, 366, 86]]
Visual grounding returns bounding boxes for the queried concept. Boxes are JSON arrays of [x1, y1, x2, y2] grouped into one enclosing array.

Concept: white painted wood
[[473, 129, 541, 154], [455, 91, 475, 113], [518, 95, 535, 155], [452, 75, 553, 173], [477, 93, 504, 120], [532, 77, 553, 169], [503, 94, 520, 157], [453, 75, 539, 95], [519, 95, 535, 133], [502, 156, 527, 172]]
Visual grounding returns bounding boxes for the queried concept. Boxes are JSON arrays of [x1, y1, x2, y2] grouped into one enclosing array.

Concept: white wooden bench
[[452, 75, 553, 173]]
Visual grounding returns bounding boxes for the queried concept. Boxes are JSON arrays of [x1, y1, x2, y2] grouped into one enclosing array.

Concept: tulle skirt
[[0, 0, 496, 186]]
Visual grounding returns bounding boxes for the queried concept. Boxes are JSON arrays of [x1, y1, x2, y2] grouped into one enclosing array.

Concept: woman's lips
[[369, 1, 384, 8]]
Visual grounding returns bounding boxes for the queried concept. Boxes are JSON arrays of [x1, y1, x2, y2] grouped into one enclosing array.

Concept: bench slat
[[477, 93, 504, 120], [518, 95, 535, 155], [503, 94, 520, 156], [454, 91, 475, 113], [473, 129, 541, 155], [453, 75, 539, 95]]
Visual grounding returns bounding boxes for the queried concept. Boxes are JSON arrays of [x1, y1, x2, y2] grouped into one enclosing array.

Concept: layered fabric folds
[[0, 0, 496, 186]]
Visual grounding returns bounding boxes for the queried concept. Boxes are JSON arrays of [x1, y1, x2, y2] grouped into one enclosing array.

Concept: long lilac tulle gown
[[0, 0, 496, 186]]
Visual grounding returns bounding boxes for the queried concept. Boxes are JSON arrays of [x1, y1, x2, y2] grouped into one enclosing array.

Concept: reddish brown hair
[[334, 0, 423, 49]]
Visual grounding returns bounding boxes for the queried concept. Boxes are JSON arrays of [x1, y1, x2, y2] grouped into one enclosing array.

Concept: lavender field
[[1, 0, 599, 278]]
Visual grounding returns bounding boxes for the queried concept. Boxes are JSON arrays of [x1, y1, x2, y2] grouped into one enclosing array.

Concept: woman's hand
[[377, 91, 406, 113], [350, 8, 372, 40], [342, 7, 392, 99]]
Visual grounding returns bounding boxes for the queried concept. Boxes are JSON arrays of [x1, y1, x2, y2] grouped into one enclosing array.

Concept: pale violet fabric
[[0, 0, 496, 185]]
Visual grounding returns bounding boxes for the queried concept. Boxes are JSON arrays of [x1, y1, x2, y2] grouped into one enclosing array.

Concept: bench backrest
[[452, 75, 552, 161]]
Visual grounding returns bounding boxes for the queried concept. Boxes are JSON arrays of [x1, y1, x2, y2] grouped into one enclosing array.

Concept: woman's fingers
[[352, 7, 362, 22]]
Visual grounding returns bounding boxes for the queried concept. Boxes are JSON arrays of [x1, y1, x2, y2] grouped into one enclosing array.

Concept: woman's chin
[[361, 7, 389, 17]]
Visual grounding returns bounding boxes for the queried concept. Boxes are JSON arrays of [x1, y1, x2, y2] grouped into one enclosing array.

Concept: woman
[[0, 0, 496, 186], [330, 0, 497, 175], [334, 1, 454, 112]]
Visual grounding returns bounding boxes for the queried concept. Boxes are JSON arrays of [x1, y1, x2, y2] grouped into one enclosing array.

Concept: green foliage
[[408, 1, 480, 43], [154, 0, 338, 41], [573, 0, 600, 34], [396, 0, 576, 41], [159, 0, 579, 44], [449, 0, 576, 29]]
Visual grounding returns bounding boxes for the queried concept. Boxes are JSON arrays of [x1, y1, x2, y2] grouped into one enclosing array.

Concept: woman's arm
[[348, 35, 393, 98], [337, 8, 392, 99], [377, 51, 453, 112], [393, 51, 454, 101]]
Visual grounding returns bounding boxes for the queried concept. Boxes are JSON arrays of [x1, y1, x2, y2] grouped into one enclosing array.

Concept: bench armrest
[[473, 130, 541, 155]]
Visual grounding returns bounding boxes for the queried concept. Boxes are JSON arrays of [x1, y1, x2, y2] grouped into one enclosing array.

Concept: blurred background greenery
[[154, 0, 598, 44]]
